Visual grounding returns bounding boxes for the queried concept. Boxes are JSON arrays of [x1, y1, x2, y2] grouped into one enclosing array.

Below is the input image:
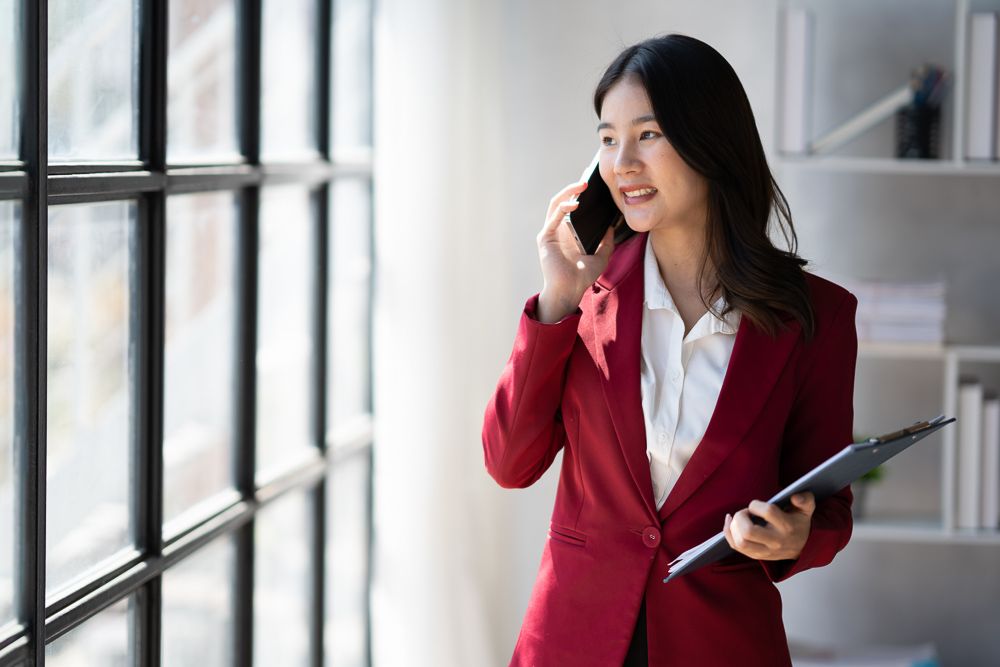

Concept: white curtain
[[371, 0, 519, 665]]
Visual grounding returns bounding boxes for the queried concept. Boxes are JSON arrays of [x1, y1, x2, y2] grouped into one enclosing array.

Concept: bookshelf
[[773, 0, 1000, 545], [856, 343, 1000, 540], [776, 0, 1000, 172]]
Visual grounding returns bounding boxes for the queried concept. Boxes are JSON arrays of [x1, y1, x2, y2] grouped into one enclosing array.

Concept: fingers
[[748, 499, 785, 529], [729, 508, 781, 553], [724, 513, 768, 556], [725, 498, 816, 561], [542, 181, 588, 235], [790, 492, 816, 517], [547, 180, 589, 218], [541, 202, 580, 241]]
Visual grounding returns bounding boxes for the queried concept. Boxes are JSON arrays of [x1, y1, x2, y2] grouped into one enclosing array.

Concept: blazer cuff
[[759, 513, 852, 583], [523, 293, 583, 328]]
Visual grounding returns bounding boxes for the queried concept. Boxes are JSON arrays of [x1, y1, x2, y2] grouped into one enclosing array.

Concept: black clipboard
[[663, 415, 955, 584]]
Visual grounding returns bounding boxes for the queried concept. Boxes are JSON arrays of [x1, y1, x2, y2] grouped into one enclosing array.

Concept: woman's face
[[597, 76, 709, 235]]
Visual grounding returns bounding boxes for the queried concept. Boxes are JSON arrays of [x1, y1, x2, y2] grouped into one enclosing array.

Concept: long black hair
[[594, 34, 815, 339]]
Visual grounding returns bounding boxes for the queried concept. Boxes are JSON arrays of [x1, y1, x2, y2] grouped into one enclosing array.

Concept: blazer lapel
[[657, 314, 801, 522], [591, 233, 657, 520]]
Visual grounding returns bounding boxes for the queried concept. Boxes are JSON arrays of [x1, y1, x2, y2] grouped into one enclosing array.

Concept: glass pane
[[49, 0, 138, 160], [162, 535, 234, 667], [331, 0, 372, 151], [328, 179, 371, 431], [47, 201, 134, 594], [163, 193, 237, 526], [261, 0, 318, 158], [0, 202, 18, 624], [167, 0, 239, 162], [0, 0, 19, 160], [46, 596, 133, 665], [256, 187, 315, 478], [255, 490, 313, 667], [325, 453, 371, 667]]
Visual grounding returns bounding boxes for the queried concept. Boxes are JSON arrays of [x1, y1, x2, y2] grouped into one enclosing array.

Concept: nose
[[614, 140, 641, 176]]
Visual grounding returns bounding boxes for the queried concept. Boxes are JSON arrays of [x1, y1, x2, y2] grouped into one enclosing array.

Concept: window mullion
[[235, 1, 262, 664], [233, 185, 259, 667], [240, 0, 263, 167], [317, 0, 332, 160], [310, 183, 329, 667], [134, 0, 169, 662], [16, 0, 48, 664]]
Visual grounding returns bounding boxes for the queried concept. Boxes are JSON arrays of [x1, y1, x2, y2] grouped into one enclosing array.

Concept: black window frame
[[0, 0, 375, 664]]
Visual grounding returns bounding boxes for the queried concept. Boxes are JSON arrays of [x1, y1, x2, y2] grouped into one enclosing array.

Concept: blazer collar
[[589, 232, 801, 524], [595, 230, 647, 291]]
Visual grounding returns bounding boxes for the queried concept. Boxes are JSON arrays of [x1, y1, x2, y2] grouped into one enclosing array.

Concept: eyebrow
[[597, 114, 657, 131]]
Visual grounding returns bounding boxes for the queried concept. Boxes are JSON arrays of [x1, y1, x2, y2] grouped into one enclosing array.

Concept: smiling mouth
[[621, 187, 658, 204]]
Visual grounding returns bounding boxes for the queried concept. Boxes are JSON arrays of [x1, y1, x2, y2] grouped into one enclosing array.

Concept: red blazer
[[482, 232, 857, 666]]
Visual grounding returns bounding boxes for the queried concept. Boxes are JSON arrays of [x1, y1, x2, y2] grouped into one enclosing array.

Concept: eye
[[639, 130, 660, 140], [600, 135, 616, 147]]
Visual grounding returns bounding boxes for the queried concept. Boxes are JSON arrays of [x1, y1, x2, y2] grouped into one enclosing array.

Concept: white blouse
[[640, 235, 741, 510]]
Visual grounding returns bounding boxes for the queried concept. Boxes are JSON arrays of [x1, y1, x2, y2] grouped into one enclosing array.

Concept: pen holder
[[894, 104, 940, 159]]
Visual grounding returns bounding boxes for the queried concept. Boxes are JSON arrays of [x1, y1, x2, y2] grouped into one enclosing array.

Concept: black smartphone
[[565, 151, 621, 255]]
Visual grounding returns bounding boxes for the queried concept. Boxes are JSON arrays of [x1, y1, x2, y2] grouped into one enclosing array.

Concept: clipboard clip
[[858, 415, 948, 448]]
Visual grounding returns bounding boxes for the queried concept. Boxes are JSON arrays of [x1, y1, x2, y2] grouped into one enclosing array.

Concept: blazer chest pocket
[[548, 523, 587, 548]]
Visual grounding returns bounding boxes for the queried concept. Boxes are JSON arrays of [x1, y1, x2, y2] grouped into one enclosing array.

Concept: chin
[[622, 214, 657, 234]]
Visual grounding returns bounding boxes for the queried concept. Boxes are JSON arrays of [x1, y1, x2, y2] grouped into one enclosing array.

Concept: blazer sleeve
[[762, 290, 858, 583], [482, 293, 582, 489]]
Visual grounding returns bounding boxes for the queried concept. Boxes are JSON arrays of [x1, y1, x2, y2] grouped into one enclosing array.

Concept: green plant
[[853, 434, 886, 484]]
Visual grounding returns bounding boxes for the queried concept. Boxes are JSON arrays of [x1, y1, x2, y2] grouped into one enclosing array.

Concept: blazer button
[[642, 526, 661, 548]]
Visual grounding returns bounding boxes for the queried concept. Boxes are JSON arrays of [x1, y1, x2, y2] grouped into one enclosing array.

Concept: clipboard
[[663, 415, 955, 584]]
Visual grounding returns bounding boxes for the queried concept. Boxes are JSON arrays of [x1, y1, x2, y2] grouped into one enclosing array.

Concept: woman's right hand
[[535, 180, 617, 323]]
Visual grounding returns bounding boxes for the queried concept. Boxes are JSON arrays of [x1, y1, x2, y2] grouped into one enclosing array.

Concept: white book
[[966, 13, 998, 160], [957, 380, 984, 529], [778, 8, 813, 154], [982, 394, 1000, 529]]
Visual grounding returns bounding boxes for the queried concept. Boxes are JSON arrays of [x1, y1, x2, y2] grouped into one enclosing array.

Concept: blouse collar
[[642, 234, 741, 337]]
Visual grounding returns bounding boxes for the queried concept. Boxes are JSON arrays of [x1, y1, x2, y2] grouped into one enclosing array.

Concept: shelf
[[774, 156, 1000, 176], [858, 342, 947, 359], [852, 519, 1000, 545], [858, 341, 1000, 361]]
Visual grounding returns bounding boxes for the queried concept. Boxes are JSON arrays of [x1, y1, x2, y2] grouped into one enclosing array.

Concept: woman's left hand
[[722, 492, 815, 561]]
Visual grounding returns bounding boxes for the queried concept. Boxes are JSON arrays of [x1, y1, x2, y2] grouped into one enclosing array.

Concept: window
[[0, 0, 374, 663]]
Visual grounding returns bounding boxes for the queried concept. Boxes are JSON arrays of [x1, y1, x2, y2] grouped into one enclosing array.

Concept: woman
[[482, 34, 857, 666]]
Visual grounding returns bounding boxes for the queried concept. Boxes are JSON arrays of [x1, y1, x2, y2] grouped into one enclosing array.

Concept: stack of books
[[966, 12, 1000, 160], [957, 380, 1000, 530], [843, 279, 946, 345]]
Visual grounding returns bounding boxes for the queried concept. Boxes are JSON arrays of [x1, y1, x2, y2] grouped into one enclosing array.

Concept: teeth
[[625, 187, 656, 197]]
